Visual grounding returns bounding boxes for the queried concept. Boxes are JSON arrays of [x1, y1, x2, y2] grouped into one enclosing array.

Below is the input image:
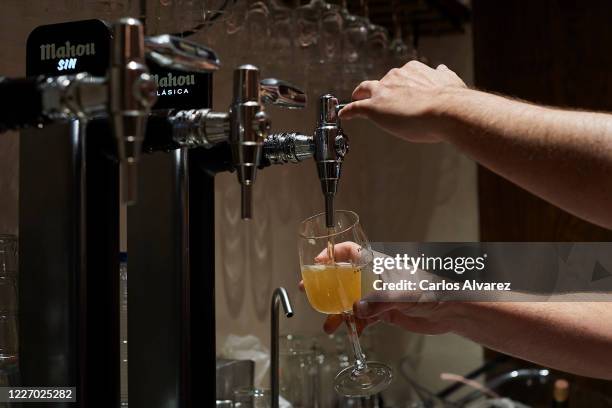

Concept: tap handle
[[145, 34, 221, 72], [260, 78, 307, 109], [110, 18, 157, 205], [314, 94, 349, 228]]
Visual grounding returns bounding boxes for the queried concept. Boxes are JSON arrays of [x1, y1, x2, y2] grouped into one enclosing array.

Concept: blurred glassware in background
[[389, 0, 412, 66], [0, 235, 19, 391], [84, 0, 130, 14], [14, 0, 436, 100], [17, 0, 433, 102], [361, 0, 390, 79], [267, 0, 297, 78], [225, 0, 248, 34], [244, 0, 272, 64], [279, 335, 317, 407], [234, 387, 272, 408], [295, 0, 336, 94], [278, 331, 387, 408], [338, 0, 369, 98]]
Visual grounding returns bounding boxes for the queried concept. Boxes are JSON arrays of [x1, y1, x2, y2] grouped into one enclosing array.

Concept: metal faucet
[[111, 20, 221, 204], [270, 287, 293, 408], [110, 18, 154, 205], [314, 95, 348, 228], [231, 65, 306, 219], [0, 20, 221, 203], [149, 64, 306, 218], [262, 94, 349, 228]]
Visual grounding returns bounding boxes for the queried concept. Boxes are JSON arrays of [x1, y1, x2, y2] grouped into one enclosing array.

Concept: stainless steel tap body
[[314, 94, 348, 227], [110, 18, 157, 205], [262, 94, 348, 228], [230, 65, 270, 219], [164, 64, 305, 219]]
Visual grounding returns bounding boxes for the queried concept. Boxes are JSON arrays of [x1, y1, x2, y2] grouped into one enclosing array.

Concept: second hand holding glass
[[298, 210, 393, 397]]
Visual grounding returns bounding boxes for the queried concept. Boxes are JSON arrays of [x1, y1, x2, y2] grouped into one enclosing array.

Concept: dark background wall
[[473, 0, 612, 242], [473, 0, 612, 403]]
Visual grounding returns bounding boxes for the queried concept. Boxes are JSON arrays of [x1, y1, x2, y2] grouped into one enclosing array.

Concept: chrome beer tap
[[150, 64, 306, 219], [110, 18, 155, 205], [262, 94, 349, 228], [314, 95, 347, 228], [230, 65, 306, 218], [111, 22, 221, 204], [0, 19, 221, 204]]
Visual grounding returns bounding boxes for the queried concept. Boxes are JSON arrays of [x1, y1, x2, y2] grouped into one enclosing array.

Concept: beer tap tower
[[7, 15, 348, 408], [127, 67, 348, 407], [14, 17, 218, 408]]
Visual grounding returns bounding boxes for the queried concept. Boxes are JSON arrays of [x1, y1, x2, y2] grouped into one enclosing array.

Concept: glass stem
[[343, 312, 368, 373]]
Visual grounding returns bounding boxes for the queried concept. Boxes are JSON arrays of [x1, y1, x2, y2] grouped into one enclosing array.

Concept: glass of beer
[[298, 210, 392, 397]]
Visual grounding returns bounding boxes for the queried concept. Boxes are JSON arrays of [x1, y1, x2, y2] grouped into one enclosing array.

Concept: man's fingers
[[338, 99, 374, 121], [381, 310, 449, 335], [323, 313, 376, 335], [354, 289, 421, 318], [323, 314, 344, 334], [354, 300, 398, 319], [299, 280, 304, 292], [314, 241, 361, 263], [352, 80, 379, 100], [402, 59, 431, 72]]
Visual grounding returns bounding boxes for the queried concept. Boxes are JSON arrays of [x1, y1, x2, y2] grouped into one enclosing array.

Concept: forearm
[[441, 89, 612, 229], [448, 301, 612, 379]]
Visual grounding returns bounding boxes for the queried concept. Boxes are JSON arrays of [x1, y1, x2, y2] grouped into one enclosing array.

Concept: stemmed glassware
[[294, 0, 344, 94], [361, 0, 390, 78], [389, 0, 412, 66], [337, 0, 368, 96], [219, 0, 423, 97], [298, 210, 393, 397]]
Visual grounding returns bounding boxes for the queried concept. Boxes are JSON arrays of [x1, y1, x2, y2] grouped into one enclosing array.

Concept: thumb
[[338, 99, 374, 121]]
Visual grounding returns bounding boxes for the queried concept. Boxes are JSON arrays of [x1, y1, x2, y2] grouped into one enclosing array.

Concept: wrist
[[437, 301, 472, 334], [433, 86, 477, 143]]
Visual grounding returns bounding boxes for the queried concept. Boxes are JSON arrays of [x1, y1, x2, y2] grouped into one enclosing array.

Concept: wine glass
[[294, 0, 344, 94], [361, 0, 390, 78], [338, 0, 369, 97], [389, 0, 412, 66], [297, 210, 393, 397]]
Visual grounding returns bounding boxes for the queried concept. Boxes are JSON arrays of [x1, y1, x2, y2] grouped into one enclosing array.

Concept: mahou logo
[[152, 73, 196, 96], [40, 41, 96, 71]]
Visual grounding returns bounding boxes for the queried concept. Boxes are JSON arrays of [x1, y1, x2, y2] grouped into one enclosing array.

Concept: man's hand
[[324, 292, 454, 336], [339, 60, 467, 143], [299, 240, 455, 336]]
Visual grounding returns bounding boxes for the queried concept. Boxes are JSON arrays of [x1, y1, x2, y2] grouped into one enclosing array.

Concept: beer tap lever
[[315, 94, 348, 228], [260, 78, 307, 109], [110, 18, 157, 205], [231, 68, 306, 219], [262, 94, 349, 228], [137, 64, 306, 218], [145, 34, 221, 72]]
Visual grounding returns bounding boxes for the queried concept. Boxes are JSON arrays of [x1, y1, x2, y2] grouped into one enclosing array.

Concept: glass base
[[334, 361, 393, 397]]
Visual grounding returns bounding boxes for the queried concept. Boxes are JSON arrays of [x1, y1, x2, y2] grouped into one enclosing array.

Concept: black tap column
[[128, 67, 231, 407], [20, 20, 119, 408]]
